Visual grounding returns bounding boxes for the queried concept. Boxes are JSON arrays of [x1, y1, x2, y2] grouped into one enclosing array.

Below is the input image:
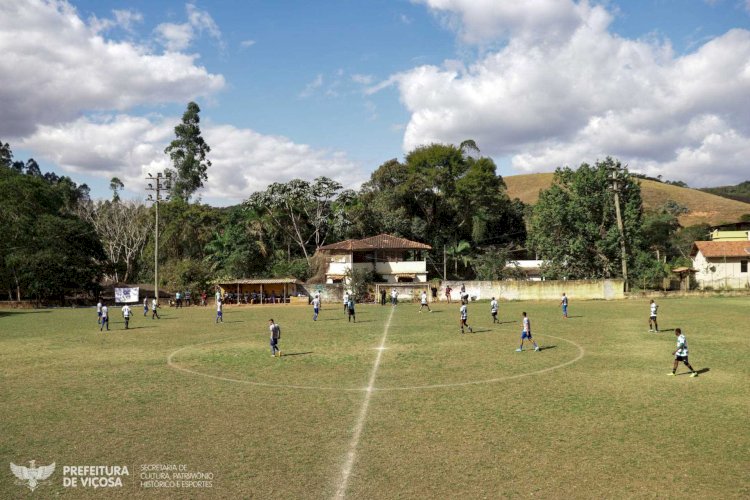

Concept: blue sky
[[2, 0, 749, 205]]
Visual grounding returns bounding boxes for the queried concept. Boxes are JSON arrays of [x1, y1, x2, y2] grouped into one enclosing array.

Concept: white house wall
[[693, 251, 750, 289]]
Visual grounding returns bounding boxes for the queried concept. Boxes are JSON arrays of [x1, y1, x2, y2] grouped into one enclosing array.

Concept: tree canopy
[[164, 102, 212, 202]]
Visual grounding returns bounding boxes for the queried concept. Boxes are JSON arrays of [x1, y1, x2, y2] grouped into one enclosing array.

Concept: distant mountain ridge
[[700, 181, 750, 204], [503, 173, 750, 227]]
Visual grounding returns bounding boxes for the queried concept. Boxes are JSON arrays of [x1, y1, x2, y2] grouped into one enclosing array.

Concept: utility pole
[[610, 168, 629, 292], [146, 172, 171, 305]]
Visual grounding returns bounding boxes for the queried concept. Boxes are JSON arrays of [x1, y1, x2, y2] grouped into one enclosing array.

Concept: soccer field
[[1, 297, 748, 498]]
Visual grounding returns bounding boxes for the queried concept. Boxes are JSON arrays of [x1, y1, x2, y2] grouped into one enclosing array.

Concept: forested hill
[[700, 181, 750, 205], [504, 173, 750, 227]]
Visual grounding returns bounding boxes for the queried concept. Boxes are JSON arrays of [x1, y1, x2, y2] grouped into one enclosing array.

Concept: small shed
[[216, 278, 303, 304], [671, 266, 696, 291]]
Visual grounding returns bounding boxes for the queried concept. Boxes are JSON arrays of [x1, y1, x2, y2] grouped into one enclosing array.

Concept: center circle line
[[167, 333, 585, 392]]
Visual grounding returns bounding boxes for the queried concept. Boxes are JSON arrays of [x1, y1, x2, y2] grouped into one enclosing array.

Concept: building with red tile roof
[[691, 240, 750, 289], [318, 234, 432, 284]]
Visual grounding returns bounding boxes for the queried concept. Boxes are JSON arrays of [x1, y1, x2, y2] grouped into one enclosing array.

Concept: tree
[[109, 177, 124, 202], [355, 142, 525, 279], [472, 246, 520, 280], [445, 240, 472, 276], [78, 200, 153, 283], [528, 158, 644, 280], [246, 177, 352, 265], [0, 163, 103, 302], [164, 101, 211, 202], [0, 140, 12, 169]]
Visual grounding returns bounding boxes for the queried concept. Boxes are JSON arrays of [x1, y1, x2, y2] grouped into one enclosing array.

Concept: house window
[[741, 260, 748, 273]]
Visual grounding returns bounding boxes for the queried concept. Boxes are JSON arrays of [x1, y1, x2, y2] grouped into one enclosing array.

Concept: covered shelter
[[216, 278, 303, 304]]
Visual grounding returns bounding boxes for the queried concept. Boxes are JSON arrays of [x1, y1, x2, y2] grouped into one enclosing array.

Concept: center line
[[333, 306, 394, 500]]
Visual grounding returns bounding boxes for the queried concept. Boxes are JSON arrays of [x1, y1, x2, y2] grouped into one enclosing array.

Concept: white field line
[[167, 334, 584, 392], [333, 306, 395, 500]]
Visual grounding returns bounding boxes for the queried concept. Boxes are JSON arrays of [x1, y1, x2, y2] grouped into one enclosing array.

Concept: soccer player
[[121, 304, 132, 329], [380, 288, 387, 306], [459, 303, 472, 334], [151, 298, 160, 319], [419, 291, 431, 312], [391, 288, 398, 306], [312, 295, 320, 321], [216, 299, 223, 323], [490, 297, 499, 323], [347, 295, 356, 323], [343, 290, 350, 313], [560, 292, 568, 319], [99, 303, 109, 332], [96, 299, 103, 325], [649, 299, 659, 332], [669, 328, 698, 377], [143, 296, 149, 316], [269, 319, 281, 357], [516, 312, 540, 352], [445, 285, 452, 303]]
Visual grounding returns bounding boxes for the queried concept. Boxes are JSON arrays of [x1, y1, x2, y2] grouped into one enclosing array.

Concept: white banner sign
[[115, 287, 140, 303]]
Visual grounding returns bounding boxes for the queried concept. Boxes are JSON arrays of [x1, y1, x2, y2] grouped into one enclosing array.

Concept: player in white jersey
[[143, 296, 149, 316], [151, 298, 160, 319], [459, 304, 472, 334], [669, 328, 697, 377], [121, 304, 132, 329], [99, 304, 109, 332], [312, 296, 320, 321], [516, 312, 540, 352], [96, 300, 103, 324], [560, 293, 568, 319], [649, 299, 659, 332], [419, 291, 431, 312], [490, 297, 499, 323], [269, 319, 281, 357], [343, 291, 350, 313], [215, 299, 223, 323]]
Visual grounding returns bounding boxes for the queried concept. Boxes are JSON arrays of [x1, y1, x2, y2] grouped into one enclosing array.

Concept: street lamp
[[145, 172, 171, 305]]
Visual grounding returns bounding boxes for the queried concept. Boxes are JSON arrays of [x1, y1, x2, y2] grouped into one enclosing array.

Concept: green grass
[[1, 297, 749, 498]]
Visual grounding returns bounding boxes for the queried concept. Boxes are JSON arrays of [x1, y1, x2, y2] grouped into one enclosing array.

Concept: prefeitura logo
[[10, 460, 56, 492]]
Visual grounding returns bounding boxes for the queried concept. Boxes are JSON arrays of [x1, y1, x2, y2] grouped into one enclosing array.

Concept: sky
[[1, 0, 749, 206]]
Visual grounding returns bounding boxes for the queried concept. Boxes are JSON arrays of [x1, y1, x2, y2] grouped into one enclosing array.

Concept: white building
[[318, 234, 431, 284], [691, 241, 750, 289]]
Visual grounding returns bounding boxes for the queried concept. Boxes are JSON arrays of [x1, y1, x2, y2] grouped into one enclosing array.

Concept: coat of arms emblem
[[10, 460, 56, 492]]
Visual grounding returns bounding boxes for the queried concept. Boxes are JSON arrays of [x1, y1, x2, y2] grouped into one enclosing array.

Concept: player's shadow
[[223, 320, 244, 323], [354, 320, 374, 323], [495, 320, 515, 325], [679, 367, 710, 376], [321, 318, 342, 321], [470, 328, 493, 334], [281, 351, 313, 357], [658, 328, 676, 333], [537, 345, 557, 351], [121, 326, 150, 330], [566, 315, 583, 319]]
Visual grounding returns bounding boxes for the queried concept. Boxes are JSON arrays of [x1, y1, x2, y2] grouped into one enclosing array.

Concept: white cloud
[[415, 0, 603, 45], [393, 1, 750, 186], [351, 74, 374, 85], [299, 74, 324, 98], [19, 115, 367, 205], [0, 0, 225, 138], [240, 39, 256, 48], [154, 3, 224, 52], [154, 22, 194, 51]]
